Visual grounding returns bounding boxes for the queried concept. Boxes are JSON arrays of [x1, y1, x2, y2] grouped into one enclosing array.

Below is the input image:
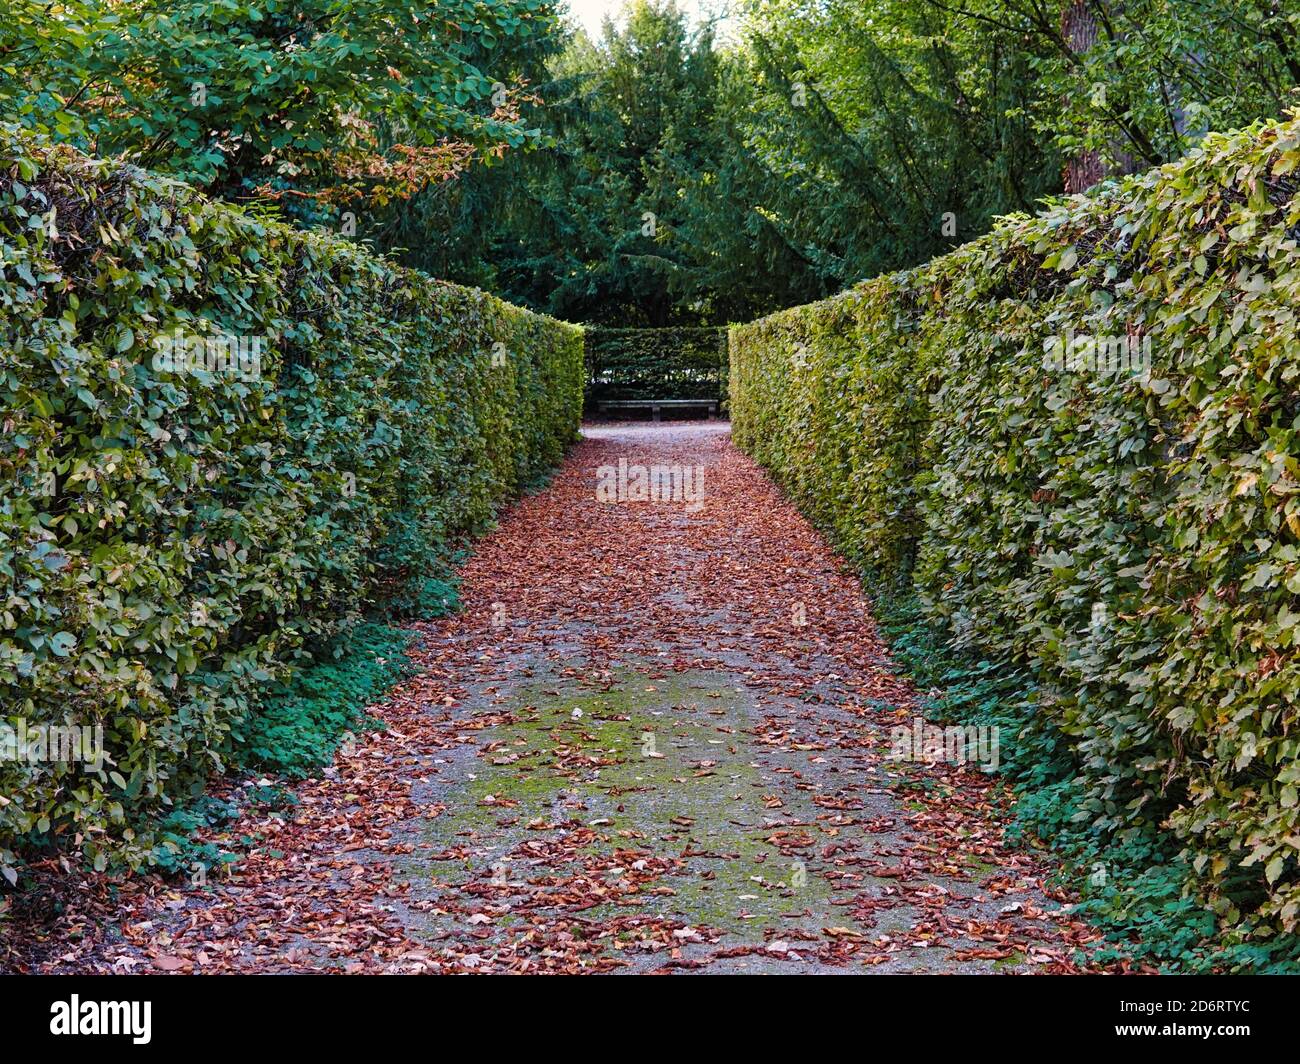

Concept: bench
[[596, 398, 719, 421]]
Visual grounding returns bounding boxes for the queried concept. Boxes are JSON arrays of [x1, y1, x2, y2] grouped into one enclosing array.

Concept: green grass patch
[[235, 619, 420, 778], [148, 616, 426, 877]]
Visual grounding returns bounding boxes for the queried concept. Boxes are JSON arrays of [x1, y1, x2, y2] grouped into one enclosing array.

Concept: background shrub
[[729, 113, 1300, 958], [584, 326, 728, 410], [0, 128, 583, 883]]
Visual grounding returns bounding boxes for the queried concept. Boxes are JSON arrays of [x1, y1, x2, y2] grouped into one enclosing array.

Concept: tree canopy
[[7, 0, 1297, 322]]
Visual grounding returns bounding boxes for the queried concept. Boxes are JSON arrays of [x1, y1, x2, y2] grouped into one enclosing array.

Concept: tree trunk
[[1061, 2, 1141, 192], [1061, 1, 1105, 193]]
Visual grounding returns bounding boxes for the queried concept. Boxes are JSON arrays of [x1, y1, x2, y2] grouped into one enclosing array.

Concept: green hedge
[[0, 129, 583, 883], [730, 114, 1300, 954], [584, 326, 727, 408]]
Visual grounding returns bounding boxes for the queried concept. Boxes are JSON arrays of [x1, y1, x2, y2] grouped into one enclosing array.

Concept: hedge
[[584, 326, 728, 410], [0, 128, 583, 883], [730, 114, 1300, 951]]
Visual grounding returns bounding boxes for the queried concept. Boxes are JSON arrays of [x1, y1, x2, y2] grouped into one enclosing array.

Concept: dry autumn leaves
[[7, 422, 1135, 975]]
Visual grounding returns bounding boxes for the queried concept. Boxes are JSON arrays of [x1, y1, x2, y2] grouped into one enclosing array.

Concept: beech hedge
[[0, 129, 583, 882], [730, 114, 1300, 945]]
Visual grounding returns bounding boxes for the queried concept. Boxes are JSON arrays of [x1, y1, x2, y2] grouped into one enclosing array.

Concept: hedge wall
[[0, 129, 583, 882], [730, 114, 1300, 948], [584, 326, 727, 409]]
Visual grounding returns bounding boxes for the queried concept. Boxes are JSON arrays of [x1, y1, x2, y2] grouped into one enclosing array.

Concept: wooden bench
[[596, 398, 719, 421]]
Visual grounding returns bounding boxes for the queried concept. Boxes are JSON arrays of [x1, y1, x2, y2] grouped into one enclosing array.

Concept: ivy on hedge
[[730, 114, 1300, 956], [0, 128, 583, 883]]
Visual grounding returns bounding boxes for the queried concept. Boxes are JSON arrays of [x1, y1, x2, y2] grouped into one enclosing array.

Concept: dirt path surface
[[13, 422, 1118, 974]]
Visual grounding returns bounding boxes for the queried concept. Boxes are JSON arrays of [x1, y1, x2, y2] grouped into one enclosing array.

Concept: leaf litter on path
[[6, 421, 1138, 974]]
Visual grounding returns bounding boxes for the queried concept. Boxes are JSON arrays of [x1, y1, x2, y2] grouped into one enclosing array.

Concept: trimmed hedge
[[730, 114, 1300, 952], [584, 326, 728, 409], [0, 129, 583, 882]]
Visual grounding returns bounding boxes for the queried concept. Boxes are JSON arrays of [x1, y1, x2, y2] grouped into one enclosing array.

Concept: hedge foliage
[[730, 114, 1300, 954], [584, 326, 727, 408], [0, 128, 583, 883]]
